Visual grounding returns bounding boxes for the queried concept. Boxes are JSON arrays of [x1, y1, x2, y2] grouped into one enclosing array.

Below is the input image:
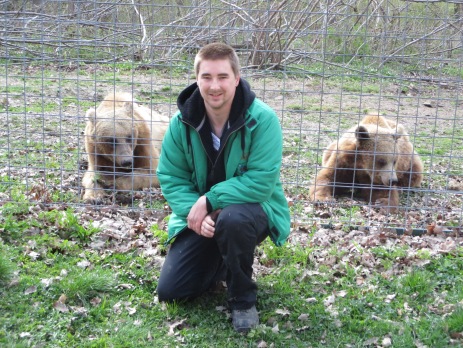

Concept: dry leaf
[[71, 306, 88, 317], [90, 297, 101, 306], [382, 336, 392, 347], [118, 283, 134, 290], [58, 294, 67, 303], [8, 278, 20, 288], [126, 306, 137, 315], [24, 286, 37, 295], [323, 294, 336, 307], [168, 319, 187, 336], [53, 301, 69, 313], [28, 251, 40, 260], [113, 302, 122, 314], [77, 260, 91, 269], [271, 323, 279, 333], [275, 308, 291, 316], [450, 332, 463, 339], [41, 278, 53, 288], [385, 294, 396, 303], [363, 337, 379, 346]]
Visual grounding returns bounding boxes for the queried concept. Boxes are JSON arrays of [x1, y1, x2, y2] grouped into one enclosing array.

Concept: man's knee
[[215, 204, 267, 236], [216, 204, 254, 228], [157, 270, 209, 302]]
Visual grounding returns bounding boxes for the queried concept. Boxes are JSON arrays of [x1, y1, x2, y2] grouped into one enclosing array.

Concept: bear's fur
[[309, 114, 423, 212], [82, 92, 169, 203]]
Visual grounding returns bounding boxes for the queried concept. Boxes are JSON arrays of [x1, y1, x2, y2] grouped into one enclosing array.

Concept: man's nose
[[210, 78, 220, 89]]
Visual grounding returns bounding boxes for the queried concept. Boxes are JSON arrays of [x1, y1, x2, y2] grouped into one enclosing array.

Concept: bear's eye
[[102, 137, 116, 147], [126, 136, 133, 144], [377, 159, 387, 167]]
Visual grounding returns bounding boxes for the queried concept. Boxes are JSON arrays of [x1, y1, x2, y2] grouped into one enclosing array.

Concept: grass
[[41, 208, 101, 242], [0, 246, 15, 286], [1, 209, 462, 347]]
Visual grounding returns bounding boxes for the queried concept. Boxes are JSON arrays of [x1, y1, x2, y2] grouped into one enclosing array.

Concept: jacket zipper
[[182, 119, 246, 182], [182, 117, 246, 168]]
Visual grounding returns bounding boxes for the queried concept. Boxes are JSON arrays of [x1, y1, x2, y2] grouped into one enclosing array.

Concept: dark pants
[[156, 203, 269, 310]]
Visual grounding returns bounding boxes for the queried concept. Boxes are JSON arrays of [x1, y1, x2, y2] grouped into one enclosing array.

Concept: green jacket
[[157, 80, 290, 246]]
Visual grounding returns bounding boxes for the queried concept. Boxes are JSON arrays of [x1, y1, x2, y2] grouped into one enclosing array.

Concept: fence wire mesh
[[1, 0, 462, 235]]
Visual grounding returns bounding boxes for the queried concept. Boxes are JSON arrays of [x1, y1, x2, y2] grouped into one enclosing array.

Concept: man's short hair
[[194, 42, 241, 77]]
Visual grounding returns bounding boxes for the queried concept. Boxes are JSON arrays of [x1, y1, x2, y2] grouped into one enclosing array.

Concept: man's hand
[[200, 209, 221, 238], [187, 196, 208, 234]]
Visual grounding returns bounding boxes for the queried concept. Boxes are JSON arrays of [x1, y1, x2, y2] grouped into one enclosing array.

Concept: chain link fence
[[1, 0, 462, 234]]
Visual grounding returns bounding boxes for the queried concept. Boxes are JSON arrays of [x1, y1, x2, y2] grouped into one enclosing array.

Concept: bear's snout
[[120, 158, 133, 168], [382, 173, 398, 187], [379, 170, 398, 187]]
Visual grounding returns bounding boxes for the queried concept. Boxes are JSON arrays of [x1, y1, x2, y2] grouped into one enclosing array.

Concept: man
[[156, 42, 290, 333]]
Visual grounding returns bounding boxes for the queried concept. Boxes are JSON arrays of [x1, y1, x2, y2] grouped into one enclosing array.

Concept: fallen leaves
[[53, 294, 69, 313], [113, 301, 137, 315], [275, 308, 291, 317], [304, 225, 463, 276], [167, 318, 187, 336], [426, 220, 445, 236], [24, 286, 37, 295]]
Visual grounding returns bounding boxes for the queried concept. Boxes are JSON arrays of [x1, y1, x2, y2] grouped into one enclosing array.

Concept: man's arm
[[157, 117, 201, 219]]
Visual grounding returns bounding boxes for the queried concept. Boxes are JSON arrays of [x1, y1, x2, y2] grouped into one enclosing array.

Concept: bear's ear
[[85, 108, 96, 123], [123, 101, 134, 116], [355, 125, 370, 141], [393, 124, 406, 141]]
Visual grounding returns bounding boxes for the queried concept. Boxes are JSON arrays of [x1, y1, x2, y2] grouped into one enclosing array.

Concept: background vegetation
[[2, 0, 463, 66]]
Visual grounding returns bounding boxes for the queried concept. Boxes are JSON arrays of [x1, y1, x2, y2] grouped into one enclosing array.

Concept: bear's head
[[86, 102, 140, 169], [355, 124, 404, 187]]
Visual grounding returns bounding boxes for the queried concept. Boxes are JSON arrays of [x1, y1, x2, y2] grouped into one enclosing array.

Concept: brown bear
[[82, 92, 169, 203], [309, 114, 423, 212]]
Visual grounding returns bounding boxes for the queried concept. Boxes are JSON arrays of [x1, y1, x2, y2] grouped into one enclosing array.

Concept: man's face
[[196, 59, 240, 116]]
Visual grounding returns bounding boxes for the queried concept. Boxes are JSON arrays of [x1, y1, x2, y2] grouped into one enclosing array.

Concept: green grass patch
[[0, 247, 15, 286], [1, 205, 463, 347]]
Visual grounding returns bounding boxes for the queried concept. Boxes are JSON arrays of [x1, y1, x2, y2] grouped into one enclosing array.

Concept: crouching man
[[156, 42, 290, 333]]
